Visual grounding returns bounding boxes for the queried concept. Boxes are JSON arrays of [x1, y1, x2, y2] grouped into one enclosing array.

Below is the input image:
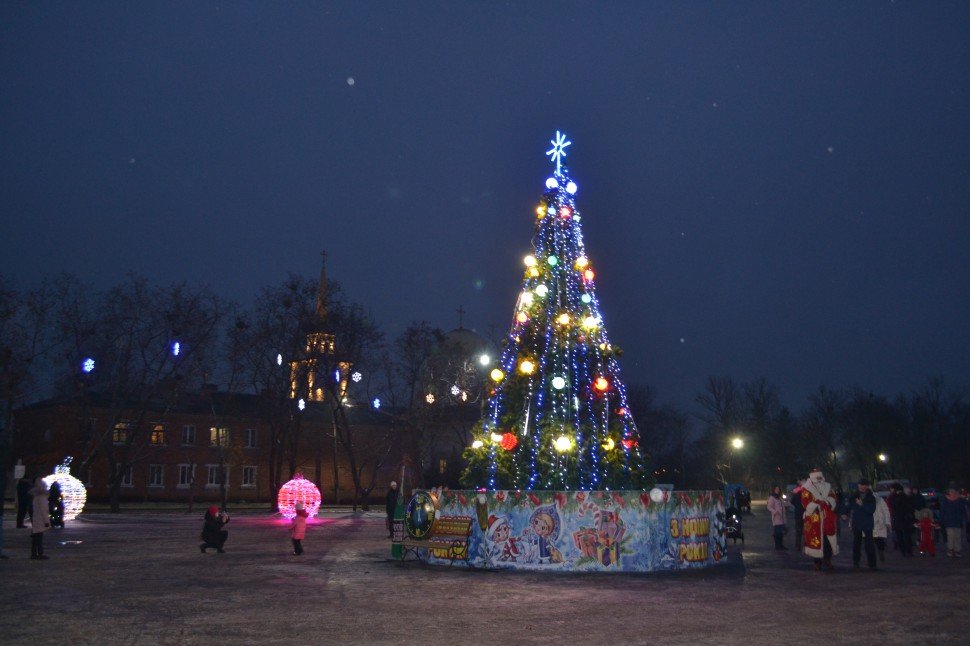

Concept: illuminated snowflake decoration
[[351, 371, 362, 383], [545, 130, 572, 176], [450, 385, 460, 396], [81, 358, 95, 373], [372, 398, 381, 409], [298, 398, 306, 411], [425, 393, 435, 404], [460, 391, 468, 402], [276, 353, 283, 366], [172, 341, 181, 357]]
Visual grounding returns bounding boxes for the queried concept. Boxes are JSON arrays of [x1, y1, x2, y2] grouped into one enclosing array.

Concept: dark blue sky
[[3, 2, 968, 410]]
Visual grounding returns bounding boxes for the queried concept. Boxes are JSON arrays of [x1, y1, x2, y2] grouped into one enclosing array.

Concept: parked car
[[919, 487, 939, 503]]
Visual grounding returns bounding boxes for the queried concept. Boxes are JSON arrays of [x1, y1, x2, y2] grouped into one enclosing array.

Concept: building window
[[181, 425, 196, 446], [242, 466, 257, 488], [120, 465, 133, 487], [177, 464, 195, 489], [244, 428, 257, 448], [150, 424, 166, 445], [439, 458, 447, 475], [113, 420, 133, 444], [206, 464, 227, 488], [209, 427, 228, 447], [148, 465, 164, 487]]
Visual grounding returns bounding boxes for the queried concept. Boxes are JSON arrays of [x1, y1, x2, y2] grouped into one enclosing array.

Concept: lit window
[[209, 427, 229, 447], [113, 420, 133, 444], [150, 424, 166, 445], [120, 465, 133, 487]]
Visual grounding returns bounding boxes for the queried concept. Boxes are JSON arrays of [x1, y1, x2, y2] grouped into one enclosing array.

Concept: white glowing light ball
[[479, 354, 490, 366], [42, 459, 87, 521], [551, 376, 566, 390], [472, 440, 484, 449], [566, 181, 578, 194], [545, 177, 559, 189], [554, 436, 573, 452], [278, 475, 322, 519], [535, 284, 548, 297], [650, 487, 665, 503]]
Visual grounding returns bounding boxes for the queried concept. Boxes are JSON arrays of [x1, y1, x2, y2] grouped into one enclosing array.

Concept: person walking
[[939, 487, 967, 558], [200, 506, 230, 553], [801, 469, 839, 571], [844, 479, 877, 570], [29, 478, 51, 560], [873, 493, 892, 563], [767, 485, 791, 550], [290, 502, 308, 555], [385, 481, 399, 539], [891, 485, 916, 557], [16, 475, 32, 529]]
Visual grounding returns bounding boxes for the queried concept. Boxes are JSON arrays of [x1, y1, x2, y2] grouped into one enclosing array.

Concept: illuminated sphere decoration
[[545, 177, 559, 189], [472, 439, 484, 449], [42, 457, 86, 521], [554, 436, 573, 453], [566, 181, 578, 194], [490, 432, 504, 443], [593, 377, 609, 392], [278, 474, 322, 519], [551, 376, 566, 390], [500, 432, 519, 451], [650, 487, 666, 503], [490, 368, 505, 383]]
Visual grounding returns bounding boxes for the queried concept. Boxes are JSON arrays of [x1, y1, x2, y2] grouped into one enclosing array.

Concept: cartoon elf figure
[[485, 514, 520, 562], [529, 505, 563, 564]]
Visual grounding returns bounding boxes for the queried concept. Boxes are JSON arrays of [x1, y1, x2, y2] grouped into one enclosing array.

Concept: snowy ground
[[1, 502, 967, 645]]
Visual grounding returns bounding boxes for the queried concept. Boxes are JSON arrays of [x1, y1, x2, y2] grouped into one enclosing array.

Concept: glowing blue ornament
[[547, 255, 558, 266]]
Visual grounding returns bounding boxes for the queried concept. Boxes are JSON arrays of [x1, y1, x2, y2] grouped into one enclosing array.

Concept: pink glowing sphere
[[278, 475, 322, 519]]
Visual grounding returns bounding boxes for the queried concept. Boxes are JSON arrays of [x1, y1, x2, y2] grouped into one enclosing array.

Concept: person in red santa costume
[[801, 468, 839, 571]]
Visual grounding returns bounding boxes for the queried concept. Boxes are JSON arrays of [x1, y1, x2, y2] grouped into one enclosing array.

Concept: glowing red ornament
[[500, 432, 519, 451], [278, 473, 322, 519], [584, 269, 595, 282], [616, 407, 627, 416], [559, 206, 572, 219], [622, 438, 638, 450]]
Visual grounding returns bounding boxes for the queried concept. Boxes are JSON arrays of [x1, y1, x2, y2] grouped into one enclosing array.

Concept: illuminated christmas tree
[[462, 132, 647, 491]]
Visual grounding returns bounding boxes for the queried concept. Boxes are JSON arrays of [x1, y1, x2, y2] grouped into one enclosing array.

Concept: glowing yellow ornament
[[524, 255, 537, 267], [582, 315, 599, 330], [490, 432, 503, 443], [535, 205, 545, 217], [554, 436, 573, 452], [516, 311, 528, 324], [490, 368, 505, 383], [518, 359, 535, 375], [575, 256, 589, 269], [527, 267, 540, 278], [602, 437, 616, 451], [472, 440, 484, 449]]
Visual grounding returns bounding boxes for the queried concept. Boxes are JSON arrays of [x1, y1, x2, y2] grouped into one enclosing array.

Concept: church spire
[[315, 250, 328, 324]]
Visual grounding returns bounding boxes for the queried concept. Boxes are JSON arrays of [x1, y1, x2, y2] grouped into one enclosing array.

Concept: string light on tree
[[277, 474, 322, 519], [461, 131, 646, 491], [42, 457, 86, 521]]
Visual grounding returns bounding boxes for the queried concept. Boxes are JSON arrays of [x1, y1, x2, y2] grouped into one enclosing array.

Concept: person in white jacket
[[29, 479, 51, 560], [873, 494, 892, 563]]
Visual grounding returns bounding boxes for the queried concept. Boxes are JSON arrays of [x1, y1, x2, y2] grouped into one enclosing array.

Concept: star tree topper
[[545, 130, 572, 177]]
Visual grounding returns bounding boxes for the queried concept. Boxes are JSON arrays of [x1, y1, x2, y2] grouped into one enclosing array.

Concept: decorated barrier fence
[[396, 489, 727, 572]]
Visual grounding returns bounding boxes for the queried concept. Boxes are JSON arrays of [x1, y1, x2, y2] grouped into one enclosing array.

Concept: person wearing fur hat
[[200, 506, 230, 553], [29, 478, 51, 560], [801, 468, 839, 571], [291, 502, 308, 555]]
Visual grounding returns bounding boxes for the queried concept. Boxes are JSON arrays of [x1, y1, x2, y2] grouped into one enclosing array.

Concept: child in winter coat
[[915, 508, 938, 557], [291, 502, 308, 555]]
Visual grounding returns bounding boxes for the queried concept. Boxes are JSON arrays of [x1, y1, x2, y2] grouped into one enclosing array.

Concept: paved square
[[1, 504, 967, 644]]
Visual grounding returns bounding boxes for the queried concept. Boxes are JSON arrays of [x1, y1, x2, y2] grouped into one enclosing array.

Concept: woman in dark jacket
[[891, 485, 915, 556], [200, 506, 230, 553]]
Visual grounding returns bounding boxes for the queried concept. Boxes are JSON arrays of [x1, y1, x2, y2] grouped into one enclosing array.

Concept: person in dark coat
[[16, 475, 32, 528], [791, 481, 805, 551], [385, 481, 399, 539], [843, 479, 877, 570], [200, 506, 230, 553], [48, 482, 65, 528], [892, 485, 916, 556]]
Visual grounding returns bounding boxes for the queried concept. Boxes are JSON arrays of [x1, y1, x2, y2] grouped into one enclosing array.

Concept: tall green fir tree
[[462, 131, 648, 491]]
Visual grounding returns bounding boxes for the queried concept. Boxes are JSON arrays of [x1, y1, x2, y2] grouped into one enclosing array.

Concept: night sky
[[3, 2, 968, 410]]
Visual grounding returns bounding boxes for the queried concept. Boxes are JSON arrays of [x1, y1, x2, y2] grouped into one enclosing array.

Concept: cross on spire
[[456, 305, 465, 330]]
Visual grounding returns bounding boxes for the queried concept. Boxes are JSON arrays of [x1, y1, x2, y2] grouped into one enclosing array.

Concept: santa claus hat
[[485, 514, 507, 539]]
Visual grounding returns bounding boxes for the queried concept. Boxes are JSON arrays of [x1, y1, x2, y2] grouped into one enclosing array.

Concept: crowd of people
[[768, 469, 969, 571]]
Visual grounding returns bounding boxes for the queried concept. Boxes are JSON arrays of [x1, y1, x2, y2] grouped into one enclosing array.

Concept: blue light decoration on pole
[[462, 131, 646, 491]]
